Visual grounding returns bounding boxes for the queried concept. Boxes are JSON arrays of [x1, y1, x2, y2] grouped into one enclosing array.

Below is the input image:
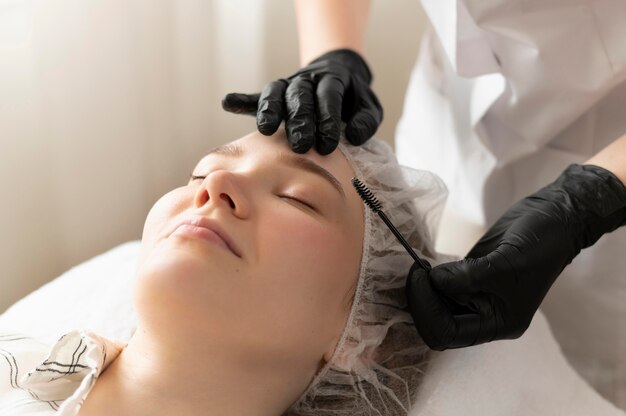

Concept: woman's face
[[135, 130, 364, 373]]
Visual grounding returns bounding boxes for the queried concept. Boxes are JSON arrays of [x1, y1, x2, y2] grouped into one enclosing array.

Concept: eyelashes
[[188, 174, 317, 212], [189, 174, 206, 181], [279, 195, 317, 211]]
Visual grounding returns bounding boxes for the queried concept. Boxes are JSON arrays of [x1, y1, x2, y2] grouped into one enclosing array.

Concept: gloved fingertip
[[345, 126, 367, 146], [405, 267, 459, 351], [257, 121, 280, 136], [221, 93, 259, 115], [315, 132, 339, 155], [287, 131, 314, 154], [346, 111, 378, 146], [257, 113, 282, 136], [315, 141, 337, 155], [291, 143, 312, 154], [405, 266, 428, 302], [257, 83, 287, 135], [286, 114, 316, 154], [429, 262, 467, 294], [221, 94, 237, 111], [315, 119, 340, 155]]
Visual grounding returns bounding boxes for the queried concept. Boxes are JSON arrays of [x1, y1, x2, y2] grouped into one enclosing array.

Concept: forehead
[[232, 131, 356, 184]]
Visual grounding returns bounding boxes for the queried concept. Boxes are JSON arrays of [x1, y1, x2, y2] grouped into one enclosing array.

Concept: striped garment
[[0, 330, 125, 415]]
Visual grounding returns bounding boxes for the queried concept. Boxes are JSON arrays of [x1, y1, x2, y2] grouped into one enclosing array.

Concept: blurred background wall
[[0, 0, 427, 311]]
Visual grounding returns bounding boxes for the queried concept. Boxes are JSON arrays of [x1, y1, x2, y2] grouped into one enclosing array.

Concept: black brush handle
[[378, 211, 431, 271]]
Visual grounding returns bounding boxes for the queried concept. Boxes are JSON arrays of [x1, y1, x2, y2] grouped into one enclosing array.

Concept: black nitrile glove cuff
[[308, 48, 373, 85], [551, 164, 626, 250]]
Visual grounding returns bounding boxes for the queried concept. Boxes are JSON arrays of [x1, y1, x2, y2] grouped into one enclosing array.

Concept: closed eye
[[279, 195, 317, 212], [189, 174, 206, 182]]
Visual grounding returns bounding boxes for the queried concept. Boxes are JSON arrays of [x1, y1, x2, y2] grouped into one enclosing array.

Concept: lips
[[170, 215, 242, 258]]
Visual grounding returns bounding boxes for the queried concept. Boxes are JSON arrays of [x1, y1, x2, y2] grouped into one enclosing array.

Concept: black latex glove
[[406, 164, 626, 351], [222, 49, 383, 155]]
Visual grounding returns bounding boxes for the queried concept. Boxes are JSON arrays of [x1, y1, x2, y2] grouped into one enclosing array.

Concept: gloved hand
[[222, 49, 383, 155], [406, 164, 626, 351]]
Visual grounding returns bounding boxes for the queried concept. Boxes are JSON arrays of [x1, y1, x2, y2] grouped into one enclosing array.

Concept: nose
[[194, 170, 250, 218]]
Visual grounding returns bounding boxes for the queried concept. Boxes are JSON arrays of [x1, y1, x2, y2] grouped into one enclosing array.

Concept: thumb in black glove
[[222, 49, 383, 155], [406, 164, 626, 351]]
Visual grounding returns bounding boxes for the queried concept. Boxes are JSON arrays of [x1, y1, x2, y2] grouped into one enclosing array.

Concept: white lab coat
[[395, 0, 626, 408]]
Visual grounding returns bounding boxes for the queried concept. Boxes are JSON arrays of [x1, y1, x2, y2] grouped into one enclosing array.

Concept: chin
[[142, 236, 223, 272], [133, 250, 217, 328], [136, 241, 219, 296]]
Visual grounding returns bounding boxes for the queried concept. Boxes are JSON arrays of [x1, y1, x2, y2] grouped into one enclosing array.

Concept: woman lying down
[[0, 129, 448, 416]]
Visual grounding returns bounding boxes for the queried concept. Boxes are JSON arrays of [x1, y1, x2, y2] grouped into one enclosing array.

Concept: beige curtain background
[[0, 0, 426, 311]]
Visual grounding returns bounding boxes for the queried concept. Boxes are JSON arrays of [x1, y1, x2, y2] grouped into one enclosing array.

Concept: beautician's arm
[[406, 133, 626, 350], [587, 132, 626, 185], [294, 0, 370, 66], [222, 0, 382, 155]]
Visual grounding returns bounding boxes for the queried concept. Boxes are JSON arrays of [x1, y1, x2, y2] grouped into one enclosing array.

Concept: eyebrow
[[204, 143, 346, 199]]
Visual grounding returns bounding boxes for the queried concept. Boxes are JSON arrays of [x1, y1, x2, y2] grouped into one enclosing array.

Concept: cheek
[[261, 211, 346, 265], [251, 210, 361, 357], [140, 188, 189, 255], [259, 210, 360, 312]]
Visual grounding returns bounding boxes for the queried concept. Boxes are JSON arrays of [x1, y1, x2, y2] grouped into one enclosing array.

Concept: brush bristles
[[351, 177, 383, 213]]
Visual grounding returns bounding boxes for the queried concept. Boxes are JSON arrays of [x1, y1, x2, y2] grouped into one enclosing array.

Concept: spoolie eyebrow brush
[[351, 177, 431, 271]]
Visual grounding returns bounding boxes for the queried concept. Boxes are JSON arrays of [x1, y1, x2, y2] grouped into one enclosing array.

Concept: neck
[[78, 325, 315, 416]]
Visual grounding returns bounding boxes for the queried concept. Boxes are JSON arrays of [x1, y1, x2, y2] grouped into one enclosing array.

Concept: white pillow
[[0, 240, 141, 344]]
